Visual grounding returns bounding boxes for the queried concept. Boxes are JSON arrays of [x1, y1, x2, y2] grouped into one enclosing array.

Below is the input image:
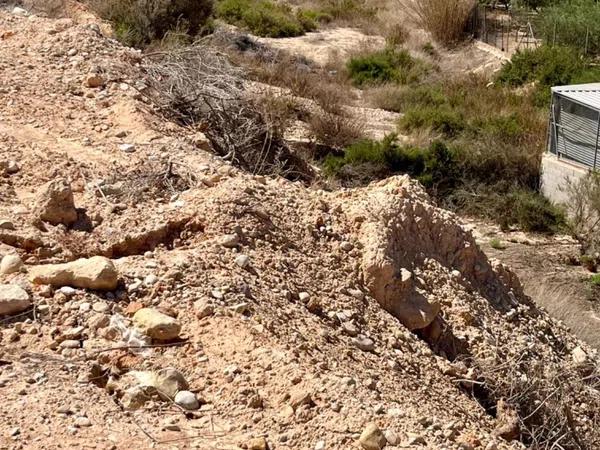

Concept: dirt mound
[[0, 6, 599, 450]]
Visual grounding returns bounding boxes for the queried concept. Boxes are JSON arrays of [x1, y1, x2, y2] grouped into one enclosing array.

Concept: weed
[[489, 238, 507, 250], [590, 274, 600, 286], [216, 0, 313, 37], [347, 48, 429, 86]]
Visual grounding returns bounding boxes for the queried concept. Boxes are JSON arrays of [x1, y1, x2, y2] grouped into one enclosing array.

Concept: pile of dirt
[[0, 5, 599, 450]]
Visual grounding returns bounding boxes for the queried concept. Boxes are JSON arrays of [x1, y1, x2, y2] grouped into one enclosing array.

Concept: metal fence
[[468, 5, 600, 55], [467, 5, 540, 53]]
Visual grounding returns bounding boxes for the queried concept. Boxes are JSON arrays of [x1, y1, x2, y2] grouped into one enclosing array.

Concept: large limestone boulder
[[34, 178, 78, 226], [342, 176, 525, 330], [29, 256, 118, 290], [0, 284, 31, 315], [133, 308, 181, 341]]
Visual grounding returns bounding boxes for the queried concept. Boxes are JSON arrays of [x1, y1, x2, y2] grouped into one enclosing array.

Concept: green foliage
[[323, 135, 457, 190], [539, 0, 600, 55], [497, 45, 600, 106], [87, 0, 214, 47], [590, 274, 600, 286], [400, 107, 466, 137], [346, 48, 429, 86], [216, 0, 314, 37], [317, 0, 375, 21], [489, 238, 507, 250], [499, 190, 565, 232], [422, 41, 438, 57]]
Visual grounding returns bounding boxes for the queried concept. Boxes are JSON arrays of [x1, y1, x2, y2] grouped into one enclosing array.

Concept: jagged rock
[[117, 367, 189, 404], [34, 178, 78, 226], [492, 399, 519, 441], [358, 423, 387, 450], [0, 284, 31, 316], [194, 299, 215, 318], [133, 308, 181, 340], [289, 390, 313, 410], [29, 256, 118, 290], [0, 254, 23, 274]]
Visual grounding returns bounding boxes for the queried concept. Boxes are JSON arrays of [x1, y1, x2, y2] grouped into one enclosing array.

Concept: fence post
[[594, 111, 600, 171]]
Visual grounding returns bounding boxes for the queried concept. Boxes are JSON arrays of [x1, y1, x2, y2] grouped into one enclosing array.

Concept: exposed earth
[[0, 4, 599, 450]]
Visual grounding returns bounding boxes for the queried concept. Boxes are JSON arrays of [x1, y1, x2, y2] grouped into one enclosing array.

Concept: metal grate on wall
[[549, 92, 600, 170]]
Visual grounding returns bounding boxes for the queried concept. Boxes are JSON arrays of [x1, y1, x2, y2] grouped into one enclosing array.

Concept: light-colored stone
[[0, 254, 23, 275], [0, 284, 31, 316], [359, 422, 387, 450], [34, 178, 78, 226], [126, 367, 189, 400], [174, 390, 200, 410], [29, 256, 118, 291], [572, 346, 588, 365], [133, 308, 181, 340], [220, 234, 239, 248], [247, 437, 267, 450], [235, 254, 250, 268]]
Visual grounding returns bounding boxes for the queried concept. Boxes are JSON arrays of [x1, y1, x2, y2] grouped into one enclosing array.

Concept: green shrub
[[422, 42, 438, 57], [318, 0, 375, 21], [496, 45, 600, 105], [498, 189, 566, 233], [399, 107, 466, 137], [87, 0, 214, 47], [216, 0, 314, 37], [590, 274, 600, 286], [347, 49, 429, 86], [539, 0, 600, 55], [323, 135, 457, 191]]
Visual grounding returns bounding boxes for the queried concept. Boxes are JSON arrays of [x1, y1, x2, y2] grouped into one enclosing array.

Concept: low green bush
[[590, 274, 600, 287], [216, 0, 314, 37], [323, 135, 457, 193], [318, 0, 375, 21], [399, 107, 466, 137], [347, 48, 429, 86], [496, 45, 600, 105], [87, 0, 214, 47]]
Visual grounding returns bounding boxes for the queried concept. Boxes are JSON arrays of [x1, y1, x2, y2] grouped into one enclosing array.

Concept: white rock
[[235, 255, 250, 268], [0, 254, 23, 275], [174, 390, 200, 410], [119, 143, 136, 153], [59, 286, 77, 297], [0, 284, 31, 316], [220, 234, 239, 248], [12, 7, 28, 16]]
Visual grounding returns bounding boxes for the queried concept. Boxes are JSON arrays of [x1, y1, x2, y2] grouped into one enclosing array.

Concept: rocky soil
[[0, 5, 598, 450]]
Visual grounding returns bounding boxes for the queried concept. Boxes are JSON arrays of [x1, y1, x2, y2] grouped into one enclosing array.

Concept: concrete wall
[[541, 153, 588, 205]]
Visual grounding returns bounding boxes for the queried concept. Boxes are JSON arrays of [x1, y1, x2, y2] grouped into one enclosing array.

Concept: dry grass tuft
[[141, 42, 313, 181], [403, 0, 476, 47]]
